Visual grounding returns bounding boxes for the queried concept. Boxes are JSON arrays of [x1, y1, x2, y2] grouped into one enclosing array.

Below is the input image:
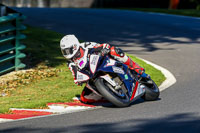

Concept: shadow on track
[[18, 8, 200, 51], [1, 112, 200, 133], [16, 8, 200, 66]]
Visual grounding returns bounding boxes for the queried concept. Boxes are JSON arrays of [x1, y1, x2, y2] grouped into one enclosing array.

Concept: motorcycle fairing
[[78, 54, 138, 98], [130, 82, 146, 101], [89, 54, 99, 74], [105, 58, 116, 67], [76, 71, 90, 82], [100, 75, 117, 87], [96, 56, 135, 97]]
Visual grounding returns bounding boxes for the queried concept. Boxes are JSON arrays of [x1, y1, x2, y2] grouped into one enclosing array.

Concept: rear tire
[[142, 80, 160, 101], [95, 78, 130, 107]]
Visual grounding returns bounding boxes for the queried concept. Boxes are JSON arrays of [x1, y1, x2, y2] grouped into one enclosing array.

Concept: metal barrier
[[0, 4, 26, 75]]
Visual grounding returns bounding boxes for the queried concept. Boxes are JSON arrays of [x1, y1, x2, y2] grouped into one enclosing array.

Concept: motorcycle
[[75, 52, 160, 107]]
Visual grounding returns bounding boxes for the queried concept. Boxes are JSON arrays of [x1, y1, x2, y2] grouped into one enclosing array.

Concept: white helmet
[[60, 35, 80, 59]]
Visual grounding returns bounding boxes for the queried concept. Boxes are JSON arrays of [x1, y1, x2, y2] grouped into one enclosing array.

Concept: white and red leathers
[[67, 42, 145, 103]]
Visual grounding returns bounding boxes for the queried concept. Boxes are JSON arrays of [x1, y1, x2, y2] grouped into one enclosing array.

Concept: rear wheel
[[141, 79, 160, 101], [95, 77, 130, 107]]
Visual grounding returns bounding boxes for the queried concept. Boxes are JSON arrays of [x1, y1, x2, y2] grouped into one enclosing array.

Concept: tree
[[190, 0, 200, 10]]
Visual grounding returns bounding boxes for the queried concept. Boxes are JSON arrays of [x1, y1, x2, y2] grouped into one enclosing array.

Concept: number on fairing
[[90, 55, 99, 74], [77, 71, 89, 82]]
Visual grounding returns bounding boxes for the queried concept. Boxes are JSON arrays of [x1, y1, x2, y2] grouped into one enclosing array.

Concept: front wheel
[[141, 79, 160, 101], [95, 78, 130, 107]]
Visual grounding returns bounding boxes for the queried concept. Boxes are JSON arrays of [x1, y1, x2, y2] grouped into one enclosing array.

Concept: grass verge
[[119, 8, 200, 17], [0, 26, 165, 113]]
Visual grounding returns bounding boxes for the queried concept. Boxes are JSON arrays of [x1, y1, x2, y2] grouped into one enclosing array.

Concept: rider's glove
[[101, 48, 110, 56], [140, 72, 151, 79], [74, 79, 82, 86]]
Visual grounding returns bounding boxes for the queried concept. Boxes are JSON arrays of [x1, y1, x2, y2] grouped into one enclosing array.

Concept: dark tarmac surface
[[0, 8, 200, 133]]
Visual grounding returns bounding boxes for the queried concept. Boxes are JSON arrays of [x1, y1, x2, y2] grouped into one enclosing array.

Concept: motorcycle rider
[[60, 35, 150, 103]]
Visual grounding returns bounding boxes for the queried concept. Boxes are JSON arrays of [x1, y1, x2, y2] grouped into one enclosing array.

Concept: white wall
[[0, 0, 96, 8]]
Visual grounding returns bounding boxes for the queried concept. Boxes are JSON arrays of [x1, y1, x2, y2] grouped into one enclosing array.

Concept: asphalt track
[[0, 8, 200, 133]]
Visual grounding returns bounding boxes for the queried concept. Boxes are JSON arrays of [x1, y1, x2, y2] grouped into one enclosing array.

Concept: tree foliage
[[190, 0, 200, 9]]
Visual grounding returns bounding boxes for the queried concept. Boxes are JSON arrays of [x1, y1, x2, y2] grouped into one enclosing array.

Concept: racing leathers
[[67, 42, 146, 103]]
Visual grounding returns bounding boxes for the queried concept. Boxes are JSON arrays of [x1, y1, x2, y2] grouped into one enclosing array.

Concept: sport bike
[[76, 52, 160, 107]]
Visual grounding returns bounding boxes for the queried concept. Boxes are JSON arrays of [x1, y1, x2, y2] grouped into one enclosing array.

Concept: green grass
[[21, 26, 66, 68], [0, 26, 83, 113], [0, 70, 83, 113], [119, 8, 200, 17], [0, 26, 165, 113]]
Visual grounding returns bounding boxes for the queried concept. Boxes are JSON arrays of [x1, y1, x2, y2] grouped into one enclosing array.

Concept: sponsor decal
[[125, 74, 128, 80], [77, 74, 83, 80], [91, 56, 98, 65], [112, 66, 125, 75], [90, 55, 99, 74], [100, 75, 117, 86], [79, 60, 84, 67], [77, 71, 89, 82]]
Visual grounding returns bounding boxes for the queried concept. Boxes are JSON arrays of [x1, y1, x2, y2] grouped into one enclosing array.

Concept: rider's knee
[[110, 46, 129, 62], [110, 46, 125, 57]]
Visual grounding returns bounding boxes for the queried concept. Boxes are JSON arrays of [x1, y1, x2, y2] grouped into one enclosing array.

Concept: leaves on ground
[[0, 65, 60, 97]]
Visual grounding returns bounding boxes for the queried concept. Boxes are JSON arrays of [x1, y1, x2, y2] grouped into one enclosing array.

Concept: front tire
[[95, 78, 130, 107], [142, 79, 160, 101]]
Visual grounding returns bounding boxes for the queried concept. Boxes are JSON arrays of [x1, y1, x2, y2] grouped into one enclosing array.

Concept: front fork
[[130, 81, 146, 101], [86, 82, 102, 97]]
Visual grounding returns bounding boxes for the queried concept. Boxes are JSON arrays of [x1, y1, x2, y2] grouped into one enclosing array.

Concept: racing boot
[[109, 46, 150, 80], [124, 57, 150, 79]]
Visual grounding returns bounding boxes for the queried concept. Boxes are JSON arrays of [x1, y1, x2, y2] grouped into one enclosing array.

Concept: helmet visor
[[61, 47, 73, 57]]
